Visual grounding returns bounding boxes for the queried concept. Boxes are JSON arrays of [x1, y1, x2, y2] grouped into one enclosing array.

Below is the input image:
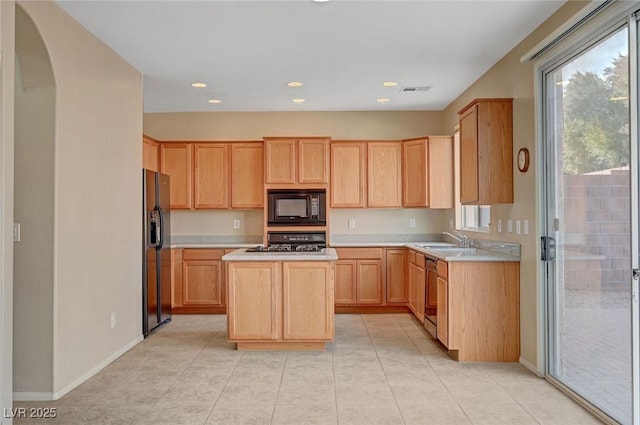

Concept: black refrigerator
[[142, 170, 172, 336]]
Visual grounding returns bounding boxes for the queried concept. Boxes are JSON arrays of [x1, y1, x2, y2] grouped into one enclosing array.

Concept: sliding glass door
[[542, 22, 636, 424]]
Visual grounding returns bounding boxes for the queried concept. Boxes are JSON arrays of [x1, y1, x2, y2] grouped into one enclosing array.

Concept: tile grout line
[[361, 314, 408, 425], [269, 352, 289, 425]]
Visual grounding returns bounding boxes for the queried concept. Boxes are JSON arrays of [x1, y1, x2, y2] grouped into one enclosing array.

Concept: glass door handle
[[541, 236, 555, 261]]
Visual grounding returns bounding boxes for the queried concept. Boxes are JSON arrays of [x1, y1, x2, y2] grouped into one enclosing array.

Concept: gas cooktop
[[245, 244, 325, 253]]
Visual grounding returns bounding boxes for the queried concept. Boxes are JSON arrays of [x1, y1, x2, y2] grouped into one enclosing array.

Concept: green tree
[[562, 54, 629, 174]]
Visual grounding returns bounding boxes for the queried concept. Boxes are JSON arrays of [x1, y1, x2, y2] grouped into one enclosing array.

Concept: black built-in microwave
[[267, 189, 326, 226]]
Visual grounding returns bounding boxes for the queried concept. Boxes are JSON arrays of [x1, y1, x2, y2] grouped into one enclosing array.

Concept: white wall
[[0, 0, 15, 420], [17, 0, 143, 397]]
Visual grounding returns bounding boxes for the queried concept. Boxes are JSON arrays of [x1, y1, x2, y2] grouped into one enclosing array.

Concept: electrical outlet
[[524, 220, 529, 235], [516, 220, 521, 235], [348, 219, 356, 229], [497, 219, 502, 233], [507, 220, 513, 233], [110, 313, 116, 329], [13, 223, 20, 242], [409, 219, 416, 228], [233, 219, 240, 229]]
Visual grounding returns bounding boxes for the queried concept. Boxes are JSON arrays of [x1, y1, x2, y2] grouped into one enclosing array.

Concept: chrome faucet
[[442, 231, 470, 247]]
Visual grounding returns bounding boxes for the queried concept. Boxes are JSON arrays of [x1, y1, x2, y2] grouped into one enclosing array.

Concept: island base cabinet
[[227, 262, 279, 341], [226, 261, 334, 350]]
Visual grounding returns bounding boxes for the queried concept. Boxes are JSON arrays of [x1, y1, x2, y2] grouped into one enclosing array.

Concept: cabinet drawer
[[182, 249, 224, 260], [335, 248, 383, 259], [413, 252, 425, 268], [437, 261, 448, 278]]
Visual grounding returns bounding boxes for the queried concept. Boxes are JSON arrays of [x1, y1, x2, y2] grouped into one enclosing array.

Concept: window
[[453, 130, 490, 232]]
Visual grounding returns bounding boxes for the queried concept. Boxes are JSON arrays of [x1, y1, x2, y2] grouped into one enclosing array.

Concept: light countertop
[[222, 247, 338, 262]]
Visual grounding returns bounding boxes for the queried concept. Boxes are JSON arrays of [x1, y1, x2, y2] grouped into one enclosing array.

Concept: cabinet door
[[143, 135, 159, 171], [386, 249, 407, 303], [182, 259, 223, 305], [335, 260, 357, 304], [408, 263, 417, 314], [415, 265, 425, 321], [227, 262, 279, 340], [368, 142, 402, 207], [231, 142, 264, 209], [459, 105, 479, 204], [265, 139, 296, 184], [282, 262, 333, 340], [436, 276, 448, 347], [330, 142, 366, 207], [298, 139, 329, 183], [402, 139, 428, 207], [193, 144, 228, 209], [160, 143, 192, 209], [356, 260, 383, 304], [428, 136, 454, 209]]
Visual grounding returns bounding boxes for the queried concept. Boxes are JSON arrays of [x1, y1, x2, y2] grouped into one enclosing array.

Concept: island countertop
[[222, 248, 338, 262]]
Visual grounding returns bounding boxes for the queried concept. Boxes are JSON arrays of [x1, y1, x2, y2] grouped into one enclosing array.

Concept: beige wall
[[144, 111, 446, 141], [145, 110, 449, 237], [18, 0, 143, 397], [0, 0, 15, 418], [13, 35, 55, 394], [441, 1, 589, 370]]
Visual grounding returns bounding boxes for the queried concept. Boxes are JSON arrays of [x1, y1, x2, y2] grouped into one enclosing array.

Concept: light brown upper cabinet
[[160, 143, 193, 209], [143, 135, 160, 172], [230, 143, 264, 209], [194, 143, 229, 209], [402, 136, 454, 208], [161, 141, 263, 210], [264, 138, 329, 185], [459, 98, 513, 205], [367, 142, 402, 208], [330, 141, 366, 208]]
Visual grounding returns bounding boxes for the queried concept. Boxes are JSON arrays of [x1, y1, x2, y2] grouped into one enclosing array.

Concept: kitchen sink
[[423, 247, 480, 257], [415, 242, 460, 249]]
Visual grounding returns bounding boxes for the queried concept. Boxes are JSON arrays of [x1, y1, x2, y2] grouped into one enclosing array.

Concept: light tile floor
[[13, 314, 604, 425]]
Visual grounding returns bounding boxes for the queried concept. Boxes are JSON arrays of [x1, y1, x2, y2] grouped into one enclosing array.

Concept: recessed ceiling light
[[377, 97, 390, 103], [287, 81, 303, 87], [312, 0, 330, 3], [191, 82, 207, 88], [208, 99, 222, 104], [292, 98, 306, 103], [382, 81, 398, 87]]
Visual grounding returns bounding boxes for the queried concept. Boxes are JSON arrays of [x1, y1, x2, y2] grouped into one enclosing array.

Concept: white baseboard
[[13, 335, 143, 402], [12, 392, 55, 401], [519, 356, 543, 377]]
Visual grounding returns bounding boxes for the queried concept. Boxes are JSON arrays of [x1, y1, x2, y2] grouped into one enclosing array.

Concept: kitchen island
[[222, 248, 338, 351]]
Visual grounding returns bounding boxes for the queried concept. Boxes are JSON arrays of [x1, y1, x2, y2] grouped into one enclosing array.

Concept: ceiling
[[54, 0, 566, 113]]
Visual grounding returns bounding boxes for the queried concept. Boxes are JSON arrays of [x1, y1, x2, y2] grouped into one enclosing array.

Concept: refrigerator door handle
[[157, 207, 164, 249]]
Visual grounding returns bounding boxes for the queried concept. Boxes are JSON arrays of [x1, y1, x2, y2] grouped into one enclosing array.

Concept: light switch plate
[[497, 219, 502, 233], [13, 223, 20, 242], [524, 220, 529, 235], [507, 220, 513, 233], [516, 220, 521, 235]]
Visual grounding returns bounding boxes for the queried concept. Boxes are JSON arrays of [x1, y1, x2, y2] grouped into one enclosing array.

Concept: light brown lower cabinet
[[385, 249, 407, 303], [226, 261, 334, 350], [437, 261, 520, 362], [407, 251, 425, 322], [172, 248, 227, 313], [334, 248, 383, 305]]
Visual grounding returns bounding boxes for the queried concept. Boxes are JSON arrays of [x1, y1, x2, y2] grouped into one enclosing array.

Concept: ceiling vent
[[400, 86, 432, 93]]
